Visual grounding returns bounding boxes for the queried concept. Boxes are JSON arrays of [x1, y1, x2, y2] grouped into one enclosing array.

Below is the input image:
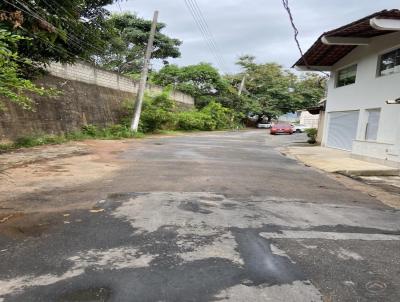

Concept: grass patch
[[0, 124, 145, 152]]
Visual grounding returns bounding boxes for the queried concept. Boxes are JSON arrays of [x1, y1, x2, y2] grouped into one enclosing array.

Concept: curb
[[336, 170, 400, 177]]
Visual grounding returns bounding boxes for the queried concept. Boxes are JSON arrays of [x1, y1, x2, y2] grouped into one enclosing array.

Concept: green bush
[[200, 101, 234, 129], [81, 124, 98, 137], [13, 134, 67, 148], [175, 111, 207, 130], [138, 90, 177, 133], [305, 128, 318, 144], [100, 124, 140, 139]]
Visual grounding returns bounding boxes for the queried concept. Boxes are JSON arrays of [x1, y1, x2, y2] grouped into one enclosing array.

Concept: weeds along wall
[[0, 62, 194, 142]]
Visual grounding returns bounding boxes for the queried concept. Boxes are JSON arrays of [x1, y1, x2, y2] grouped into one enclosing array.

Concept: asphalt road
[[1, 130, 399, 301]]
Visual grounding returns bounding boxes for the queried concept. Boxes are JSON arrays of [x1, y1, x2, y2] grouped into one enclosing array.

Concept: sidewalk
[[283, 145, 400, 209], [284, 146, 399, 176]]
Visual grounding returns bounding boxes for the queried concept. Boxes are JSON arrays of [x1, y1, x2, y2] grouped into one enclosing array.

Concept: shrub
[[200, 101, 233, 129], [138, 90, 177, 133], [81, 124, 98, 137], [305, 128, 318, 144], [176, 111, 208, 130], [100, 124, 139, 139], [13, 134, 67, 148]]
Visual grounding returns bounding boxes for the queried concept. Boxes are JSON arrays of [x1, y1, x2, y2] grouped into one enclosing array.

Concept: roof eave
[[294, 65, 332, 72]]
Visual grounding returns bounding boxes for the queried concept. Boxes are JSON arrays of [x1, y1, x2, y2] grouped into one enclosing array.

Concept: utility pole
[[238, 73, 247, 96], [131, 10, 159, 131]]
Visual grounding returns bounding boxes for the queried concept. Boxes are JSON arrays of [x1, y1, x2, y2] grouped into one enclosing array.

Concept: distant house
[[278, 112, 299, 123], [294, 9, 400, 167], [298, 110, 319, 128]]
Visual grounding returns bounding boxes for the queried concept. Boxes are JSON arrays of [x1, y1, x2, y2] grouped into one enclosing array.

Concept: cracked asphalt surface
[[0, 130, 399, 301]]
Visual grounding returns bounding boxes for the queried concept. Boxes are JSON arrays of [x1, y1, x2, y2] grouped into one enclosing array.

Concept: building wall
[[316, 111, 325, 144], [299, 111, 319, 128], [0, 62, 194, 142], [323, 31, 400, 162]]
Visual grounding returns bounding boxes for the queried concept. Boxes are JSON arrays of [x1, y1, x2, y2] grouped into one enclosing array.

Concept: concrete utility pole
[[238, 74, 247, 96], [131, 10, 159, 131]]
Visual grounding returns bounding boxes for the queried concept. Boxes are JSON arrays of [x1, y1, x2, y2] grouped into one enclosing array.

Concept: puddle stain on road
[[232, 228, 306, 286]]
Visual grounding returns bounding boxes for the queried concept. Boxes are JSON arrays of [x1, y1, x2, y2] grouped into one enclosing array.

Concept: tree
[[232, 55, 326, 121], [0, 0, 115, 67], [97, 13, 182, 74], [153, 63, 229, 107], [0, 29, 54, 110]]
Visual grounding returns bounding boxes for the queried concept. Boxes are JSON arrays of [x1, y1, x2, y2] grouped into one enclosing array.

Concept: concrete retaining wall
[[0, 62, 194, 142], [47, 62, 194, 105]]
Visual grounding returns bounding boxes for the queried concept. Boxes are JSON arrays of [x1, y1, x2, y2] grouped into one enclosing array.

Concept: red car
[[270, 124, 293, 135]]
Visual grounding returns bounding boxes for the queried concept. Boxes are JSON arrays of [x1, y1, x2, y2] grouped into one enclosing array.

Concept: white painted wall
[[323, 31, 400, 163], [299, 111, 319, 128]]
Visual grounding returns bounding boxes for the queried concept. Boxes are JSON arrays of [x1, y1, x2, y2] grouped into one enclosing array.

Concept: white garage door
[[327, 111, 359, 151]]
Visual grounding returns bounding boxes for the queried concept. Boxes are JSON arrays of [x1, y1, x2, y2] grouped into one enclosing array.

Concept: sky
[[107, 1, 399, 74]]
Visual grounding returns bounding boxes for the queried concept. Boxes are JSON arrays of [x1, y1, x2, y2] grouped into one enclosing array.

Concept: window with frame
[[378, 48, 400, 76], [336, 65, 357, 87]]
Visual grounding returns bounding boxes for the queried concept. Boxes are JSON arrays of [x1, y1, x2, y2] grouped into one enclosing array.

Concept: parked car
[[257, 122, 272, 129], [291, 124, 310, 133], [270, 124, 293, 135]]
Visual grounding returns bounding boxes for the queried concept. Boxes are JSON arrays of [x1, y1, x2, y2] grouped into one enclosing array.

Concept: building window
[[378, 48, 400, 76], [336, 65, 357, 87], [365, 108, 380, 141]]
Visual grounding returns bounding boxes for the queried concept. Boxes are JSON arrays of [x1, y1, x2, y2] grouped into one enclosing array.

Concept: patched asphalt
[[0, 130, 399, 301]]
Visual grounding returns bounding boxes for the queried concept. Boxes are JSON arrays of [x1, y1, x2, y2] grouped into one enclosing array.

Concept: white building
[[295, 9, 400, 167], [298, 110, 319, 129]]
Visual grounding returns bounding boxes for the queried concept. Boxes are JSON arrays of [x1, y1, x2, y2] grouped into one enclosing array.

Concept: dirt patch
[[0, 139, 133, 214], [0, 211, 62, 239]]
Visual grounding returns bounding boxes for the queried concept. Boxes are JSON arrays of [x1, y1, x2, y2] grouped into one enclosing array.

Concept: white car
[[291, 124, 309, 133], [257, 123, 272, 129]]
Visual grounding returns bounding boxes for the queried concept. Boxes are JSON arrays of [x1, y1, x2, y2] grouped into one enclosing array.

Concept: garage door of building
[[326, 111, 359, 151]]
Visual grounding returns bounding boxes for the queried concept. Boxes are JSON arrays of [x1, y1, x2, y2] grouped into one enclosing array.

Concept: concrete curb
[[336, 169, 400, 177]]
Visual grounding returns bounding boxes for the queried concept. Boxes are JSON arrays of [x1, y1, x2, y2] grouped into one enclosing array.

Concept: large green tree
[[232, 55, 326, 121], [97, 13, 182, 74], [0, 0, 115, 67], [0, 29, 54, 110], [153, 63, 229, 107]]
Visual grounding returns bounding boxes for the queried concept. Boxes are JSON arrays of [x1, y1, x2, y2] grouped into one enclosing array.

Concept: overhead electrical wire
[[188, 0, 226, 72], [189, 0, 227, 71], [184, 0, 226, 73], [6, 0, 90, 53], [281, 0, 329, 77], [3, 0, 96, 65], [9, 0, 106, 57], [184, 0, 220, 69]]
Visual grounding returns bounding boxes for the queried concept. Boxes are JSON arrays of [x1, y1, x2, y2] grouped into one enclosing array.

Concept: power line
[[184, 0, 225, 73], [184, 0, 220, 68], [5, 0, 83, 51], [189, 0, 227, 71], [281, 0, 329, 77], [190, 0, 227, 72], [117, 1, 123, 13], [11, 0, 106, 56]]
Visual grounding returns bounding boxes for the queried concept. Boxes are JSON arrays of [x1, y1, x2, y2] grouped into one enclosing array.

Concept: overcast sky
[[108, 1, 399, 74]]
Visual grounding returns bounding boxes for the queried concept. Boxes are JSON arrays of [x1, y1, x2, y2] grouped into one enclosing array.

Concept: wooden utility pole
[[131, 10, 159, 131], [238, 74, 247, 96]]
